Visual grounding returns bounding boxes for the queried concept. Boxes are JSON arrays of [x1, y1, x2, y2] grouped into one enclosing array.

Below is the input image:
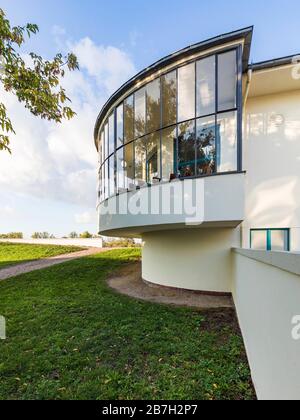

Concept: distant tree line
[[31, 232, 56, 239], [0, 232, 23, 239]]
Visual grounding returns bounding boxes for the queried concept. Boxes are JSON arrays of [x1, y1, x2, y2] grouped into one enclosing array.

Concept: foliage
[[80, 231, 93, 239], [69, 232, 78, 239], [0, 242, 83, 269], [0, 232, 23, 239], [31, 232, 53, 239], [0, 249, 255, 400], [104, 238, 140, 248], [0, 8, 79, 152]]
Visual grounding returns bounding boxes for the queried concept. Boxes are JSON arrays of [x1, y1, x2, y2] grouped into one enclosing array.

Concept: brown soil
[[108, 262, 234, 310]]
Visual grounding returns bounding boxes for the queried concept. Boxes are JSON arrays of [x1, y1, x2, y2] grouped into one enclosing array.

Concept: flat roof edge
[[251, 54, 300, 72]]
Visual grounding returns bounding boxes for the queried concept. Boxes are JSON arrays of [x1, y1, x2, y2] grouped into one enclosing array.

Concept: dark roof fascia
[[251, 54, 299, 72]]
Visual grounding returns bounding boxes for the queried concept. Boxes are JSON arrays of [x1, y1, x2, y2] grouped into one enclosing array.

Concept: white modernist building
[[95, 27, 300, 295]]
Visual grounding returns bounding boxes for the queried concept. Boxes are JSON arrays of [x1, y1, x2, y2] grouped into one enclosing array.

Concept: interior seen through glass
[[98, 48, 240, 202]]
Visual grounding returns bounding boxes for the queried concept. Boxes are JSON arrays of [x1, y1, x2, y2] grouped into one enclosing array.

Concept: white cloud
[[75, 210, 95, 225], [70, 37, 136, 94], [0, 33, 136, 212], [0, 205, 16, 217]]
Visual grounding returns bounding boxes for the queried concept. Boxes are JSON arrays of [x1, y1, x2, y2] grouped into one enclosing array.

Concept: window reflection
[[196, 56, 216, 117], [147, 132, 160, 184], [116, 104, 124, 149], [109, 155, 115, 195], [98, 130, 103, 164], [98, 167, 102, 203], [124, 95, 134, 144], [178, 63, 195, 123], [135, 134, 161, 186], [162, 126, 176, 182], [217, 111, 237, 172], [218, 51, 237, 111], [147, 79, 161, 133], [104, 159, 109, 199], [98, 47, 241, 203], [178, 120, 196, 178], [135, 137, 147, 186], [162, 71, 177, 127], [196, 117, 216, 176], [108, 113, 115, 156], [124, 142, 134, 190], [100, 130, 105, 163], [104, 122, 109, 160], [134, 87, 146, 138], [116, 148, 125, 192]]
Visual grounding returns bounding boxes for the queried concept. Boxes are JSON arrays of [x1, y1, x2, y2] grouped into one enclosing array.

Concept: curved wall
[[142, 228, 240, 293], [96, 42, 244, 207], [98, 173, 246, 237]]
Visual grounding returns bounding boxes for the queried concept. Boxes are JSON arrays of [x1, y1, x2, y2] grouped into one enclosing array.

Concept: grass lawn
[[0, 242, 84, 269], [0, 249, 255, 400]]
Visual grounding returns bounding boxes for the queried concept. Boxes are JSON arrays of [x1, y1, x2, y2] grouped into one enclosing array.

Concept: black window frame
[[97, 45, 243, 203]]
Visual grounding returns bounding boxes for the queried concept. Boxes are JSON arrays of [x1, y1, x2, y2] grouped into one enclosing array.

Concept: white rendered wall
[[142, 228, 240, 293], [98, 174, 245, 237], [232, 249, 300, 400], [243, 90, 300, 250]]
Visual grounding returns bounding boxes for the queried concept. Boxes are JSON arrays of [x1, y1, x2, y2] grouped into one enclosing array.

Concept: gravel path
[[0, 248, 112, 281], [108, 262, 233, 309]]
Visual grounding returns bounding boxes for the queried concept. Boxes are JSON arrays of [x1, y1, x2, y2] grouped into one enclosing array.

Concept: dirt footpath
[[0, 248, 112, 281]]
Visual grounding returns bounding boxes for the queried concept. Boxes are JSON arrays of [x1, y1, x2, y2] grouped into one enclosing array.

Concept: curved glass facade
[[97, 47, 242, 203]]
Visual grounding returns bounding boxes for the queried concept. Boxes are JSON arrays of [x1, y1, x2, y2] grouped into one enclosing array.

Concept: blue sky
[[1, 0, 300, 237]]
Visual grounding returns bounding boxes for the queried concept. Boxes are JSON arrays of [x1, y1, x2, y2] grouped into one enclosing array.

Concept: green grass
[[0, 249, 255, 400], [0, 242, 84, 269]]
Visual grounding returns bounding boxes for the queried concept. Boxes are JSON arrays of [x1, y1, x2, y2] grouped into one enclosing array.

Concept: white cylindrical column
[[142, 228, 240, 293]]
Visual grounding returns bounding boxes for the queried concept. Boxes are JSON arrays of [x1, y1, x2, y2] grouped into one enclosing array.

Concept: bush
[[103, 238, 141, 248], [0, 232, 23, 239], [80, 231, 93, 239]]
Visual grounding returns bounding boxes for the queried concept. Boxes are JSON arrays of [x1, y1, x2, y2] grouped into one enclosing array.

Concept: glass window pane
[[124, 95, 134, 143], [108, 113, 115, 156], [162, 70, 177, 127], [178, 63, 195, 123], [100, 128, 105, 164], [218, 51, 237, 111], [271, 230, 289, 251], [162, 126, 176, 182], [147, 132, 161, 184], [146, 79, 161, 133], [104, 159, 109, 200], [124, 143, 134, 190], [98, 167, 102, 203], [135, 137, 147, 186], [99, 129, 104, 165], [251, 230, 267, 250], [134, 87, 146, 138], [196, 116, 216, 176], [196, 56, 216, 117], [109, 155, 115, 196], [104, 122, 109, 160], [116, 148, 125, 192], [178, 120, 196, 178], [101, 168, 104, 202], [217, 111, 237, 173], [116, 104, 124, 149]]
